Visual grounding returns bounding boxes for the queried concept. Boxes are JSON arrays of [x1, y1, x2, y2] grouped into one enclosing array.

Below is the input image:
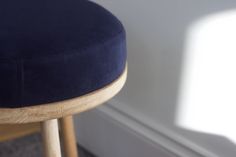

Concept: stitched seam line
[[17, 59, 24, 107]]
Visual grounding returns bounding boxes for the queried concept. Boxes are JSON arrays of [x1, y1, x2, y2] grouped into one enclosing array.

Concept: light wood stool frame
[[0, 65, 127, 157]]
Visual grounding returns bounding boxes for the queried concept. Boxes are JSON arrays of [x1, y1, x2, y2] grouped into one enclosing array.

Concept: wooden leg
[[59, 116, 79, 157], [41, 119, 62, 157]]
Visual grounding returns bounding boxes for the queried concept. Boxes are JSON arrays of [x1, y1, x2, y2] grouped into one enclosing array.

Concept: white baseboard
[[74, 100, 218, 157]]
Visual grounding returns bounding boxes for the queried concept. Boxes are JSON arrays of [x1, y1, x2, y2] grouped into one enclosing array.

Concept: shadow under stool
[[0, 0, 127, 157]]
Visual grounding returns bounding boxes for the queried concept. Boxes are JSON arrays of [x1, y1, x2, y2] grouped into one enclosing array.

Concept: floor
[[0, 133, 95, 157]]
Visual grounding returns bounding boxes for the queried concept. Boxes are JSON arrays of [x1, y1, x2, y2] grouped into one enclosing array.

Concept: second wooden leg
[[59, 116, 79, 157], [41, 119, 62, 157]]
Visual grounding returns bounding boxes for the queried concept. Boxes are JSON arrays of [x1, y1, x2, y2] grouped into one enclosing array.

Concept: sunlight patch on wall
[[176, 10, 236, 143]]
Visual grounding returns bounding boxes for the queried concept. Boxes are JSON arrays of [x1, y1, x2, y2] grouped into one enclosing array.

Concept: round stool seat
[[0, 0, 127, 108]]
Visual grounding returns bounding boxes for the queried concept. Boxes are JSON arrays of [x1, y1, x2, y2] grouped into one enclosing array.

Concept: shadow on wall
[[95, 0, 236, 156]]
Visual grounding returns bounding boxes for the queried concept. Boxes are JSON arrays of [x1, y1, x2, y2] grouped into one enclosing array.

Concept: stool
[[0, 0, 127, 157]]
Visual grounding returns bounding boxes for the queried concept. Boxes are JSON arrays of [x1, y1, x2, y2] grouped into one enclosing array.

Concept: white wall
[[94, 0, 236, 126], [77, 0, 236, 156]]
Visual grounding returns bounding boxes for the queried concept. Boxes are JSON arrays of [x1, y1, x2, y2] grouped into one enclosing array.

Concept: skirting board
[[74, 100, 218, 157]]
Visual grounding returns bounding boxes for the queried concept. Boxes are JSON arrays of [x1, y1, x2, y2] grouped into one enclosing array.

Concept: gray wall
[[93, 0, 236, 156]]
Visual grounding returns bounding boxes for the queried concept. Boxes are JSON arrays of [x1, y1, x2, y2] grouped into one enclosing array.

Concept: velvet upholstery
[[0, 0, 126, 108]]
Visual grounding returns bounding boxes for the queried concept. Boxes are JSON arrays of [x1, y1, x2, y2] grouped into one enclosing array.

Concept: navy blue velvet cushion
[[0, 0, 126, 108]]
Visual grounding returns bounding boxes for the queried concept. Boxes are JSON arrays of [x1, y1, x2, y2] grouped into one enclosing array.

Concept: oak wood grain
[[0, 123, 40, 142]]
